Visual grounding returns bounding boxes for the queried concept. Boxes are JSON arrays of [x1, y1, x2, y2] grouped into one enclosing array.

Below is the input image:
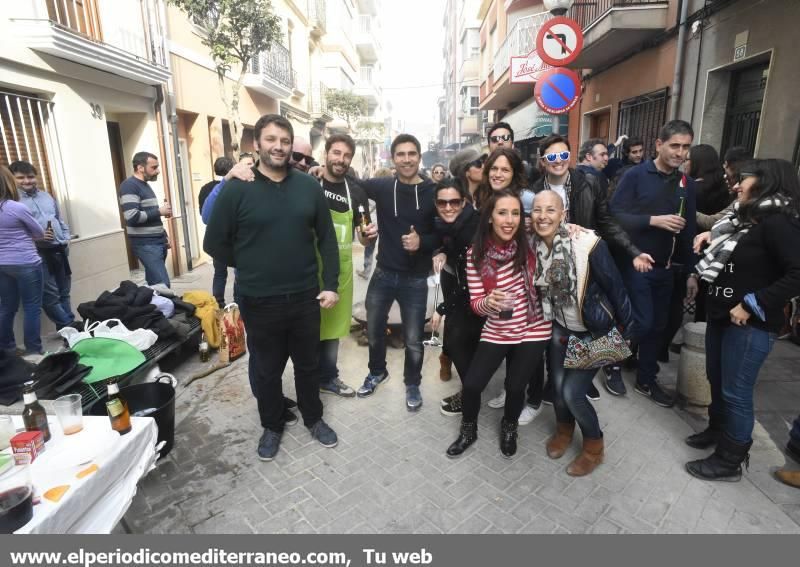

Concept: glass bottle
[[358, 205, 371, 237], [105, 379, 132, 435], [21, 381, 51, 442], [199, 332, 210, 362]]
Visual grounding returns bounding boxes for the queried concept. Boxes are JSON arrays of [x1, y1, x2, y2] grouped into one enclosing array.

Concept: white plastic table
[[3, 414, 158, 534]]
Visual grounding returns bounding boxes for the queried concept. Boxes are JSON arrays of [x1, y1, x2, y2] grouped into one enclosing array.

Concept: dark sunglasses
[[468, 158, 485, 169], [239, 152, 254, 160], [489, 134, 512, 143], [542, 151, 570, 163], [291, 151, 313, 165], [436, 198, 464, 209]]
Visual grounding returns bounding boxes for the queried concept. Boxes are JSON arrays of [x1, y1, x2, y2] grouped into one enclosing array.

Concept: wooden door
[[107, 122, 138, 270], [590, 112, 610, 142]]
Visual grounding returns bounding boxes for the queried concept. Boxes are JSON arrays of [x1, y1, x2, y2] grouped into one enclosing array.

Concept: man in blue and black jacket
[[610, 120, 699, 408]]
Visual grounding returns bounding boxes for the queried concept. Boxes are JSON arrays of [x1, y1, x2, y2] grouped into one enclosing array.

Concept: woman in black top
[[686, 159, 800, 482], [432, 180, 483, 416]]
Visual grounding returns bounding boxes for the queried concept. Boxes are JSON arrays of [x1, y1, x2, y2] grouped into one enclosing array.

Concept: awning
[[502, 97, 569, 142]]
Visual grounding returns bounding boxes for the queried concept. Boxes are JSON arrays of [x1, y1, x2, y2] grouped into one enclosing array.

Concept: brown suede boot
[[566, 437, 604, 477], [439, 353, 453, 381], [774, 469, 800, 489], [546, 422, 575, 459]]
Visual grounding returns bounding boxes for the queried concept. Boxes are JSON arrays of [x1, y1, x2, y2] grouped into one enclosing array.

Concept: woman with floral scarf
[[531, 191, 634, 476], [445, 190, 551, 459], [686, 159, 800, 482]]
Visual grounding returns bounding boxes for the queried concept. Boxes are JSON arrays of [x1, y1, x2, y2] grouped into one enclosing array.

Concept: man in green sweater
[[203, 114, 341, 462]]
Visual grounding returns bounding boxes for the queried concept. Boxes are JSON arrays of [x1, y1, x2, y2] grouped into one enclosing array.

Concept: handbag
[[563, 327, 632, 370]]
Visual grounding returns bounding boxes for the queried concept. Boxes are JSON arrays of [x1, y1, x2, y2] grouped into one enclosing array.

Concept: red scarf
[[479, 239, 539, 323]]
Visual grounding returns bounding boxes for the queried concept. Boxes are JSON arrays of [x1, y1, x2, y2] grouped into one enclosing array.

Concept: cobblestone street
[[122, 253, 800, 534]]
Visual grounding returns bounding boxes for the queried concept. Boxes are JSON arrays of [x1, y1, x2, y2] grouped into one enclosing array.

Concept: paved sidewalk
[[124, 254, 800, 534]]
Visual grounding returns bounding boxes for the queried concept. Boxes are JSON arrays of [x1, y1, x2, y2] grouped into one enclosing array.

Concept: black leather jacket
[[533, 168, 641, 260]]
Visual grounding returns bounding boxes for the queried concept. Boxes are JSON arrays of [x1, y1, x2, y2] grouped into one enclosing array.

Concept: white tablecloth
[[3, 414, 158, 534]]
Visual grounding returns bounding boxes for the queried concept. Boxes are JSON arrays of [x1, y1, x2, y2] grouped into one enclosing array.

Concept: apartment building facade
[[477, 0, 567, 163], [441, 0, 482, 148], [0, 0, 173, 318]]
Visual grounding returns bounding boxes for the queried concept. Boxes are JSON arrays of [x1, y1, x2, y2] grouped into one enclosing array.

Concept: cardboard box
[[10, 431, 45, 464]]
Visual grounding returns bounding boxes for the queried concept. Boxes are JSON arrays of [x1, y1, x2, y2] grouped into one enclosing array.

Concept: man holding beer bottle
[[317, 134, 372, 397], [610, 120, 699, 409]]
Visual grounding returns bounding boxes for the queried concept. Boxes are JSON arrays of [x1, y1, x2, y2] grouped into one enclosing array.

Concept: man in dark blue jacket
[[355, 134, 439, 411], [610, 120, 699, 408]]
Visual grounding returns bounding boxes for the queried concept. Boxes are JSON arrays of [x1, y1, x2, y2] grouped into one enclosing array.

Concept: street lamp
[[543, 0, 574, 16]]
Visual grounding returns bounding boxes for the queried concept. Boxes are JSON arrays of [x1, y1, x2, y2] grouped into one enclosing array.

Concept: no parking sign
[[533, 68, 581, 115]]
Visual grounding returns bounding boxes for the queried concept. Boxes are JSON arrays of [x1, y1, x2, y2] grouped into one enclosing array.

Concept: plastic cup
[[0, 460, 33, 533], [0, 416, 14, 451], [54, 394, 83, 436], [499, 294, 516, 320]]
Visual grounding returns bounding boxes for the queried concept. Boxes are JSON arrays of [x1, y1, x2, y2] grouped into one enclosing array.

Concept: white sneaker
[[518, 404, 542, 425], [487, 390, 506, 409]]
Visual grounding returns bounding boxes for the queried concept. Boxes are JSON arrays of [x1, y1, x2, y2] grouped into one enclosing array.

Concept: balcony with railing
[[310, 83, 332, 120], [245, 42, 294, 99], [10, 0, 170, 85], [482, 12, 549, 110], [307, 0, 326, 37], [355, 15, 380, 62], [355, 66, 381, 109], [567, 0, 670, 69]]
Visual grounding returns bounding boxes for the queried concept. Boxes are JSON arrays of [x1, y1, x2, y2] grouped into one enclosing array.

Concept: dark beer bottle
[[22, 381, 51, 442], [358, 205, 371, 237], [106, 379, 132, 435]]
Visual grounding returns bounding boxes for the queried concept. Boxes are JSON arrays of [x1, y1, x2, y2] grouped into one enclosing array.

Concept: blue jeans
[[131, 239, 170, 287], [790, 414, 800, 447], [318, 338, 340, 385], [212, 257, 229, 307], [0, 263, 44, 354], [549, 322, 603, 439], [623, 265, 674, 386], [365, 266, 427, 385], [40, 248, 74, 328], [706, 322, 775, 444], [364, 241, 375, 270]]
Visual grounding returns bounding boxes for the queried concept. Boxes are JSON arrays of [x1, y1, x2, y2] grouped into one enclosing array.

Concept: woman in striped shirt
[[446, 190, 552, 459]]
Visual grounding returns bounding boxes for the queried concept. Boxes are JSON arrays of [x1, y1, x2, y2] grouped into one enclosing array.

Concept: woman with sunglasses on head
[[532, 134, 653, 398], [686, 159, 800, 482], [446, 190, 551, 459], [448, 148, 485, 204], [531, 190, 634, 476], [430, 179, 484, 416]]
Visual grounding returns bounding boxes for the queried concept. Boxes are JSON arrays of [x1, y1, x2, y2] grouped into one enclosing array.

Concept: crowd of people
[[196, 113, 800, 486], [2, 111, 798, 488]]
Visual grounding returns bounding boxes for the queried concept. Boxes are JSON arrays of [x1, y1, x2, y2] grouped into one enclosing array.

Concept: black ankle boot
[[500, 418, 518, 458], [685, 423, 722, 449], [447, 420, 477, 458], [685, 434, 752, 482]]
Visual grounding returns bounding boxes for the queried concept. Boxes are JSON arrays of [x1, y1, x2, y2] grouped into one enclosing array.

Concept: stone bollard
[[677, 322, 711, 407]]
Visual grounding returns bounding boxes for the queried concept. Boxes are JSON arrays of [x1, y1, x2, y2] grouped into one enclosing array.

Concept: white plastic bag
[[58, 320, 99, 348], [93, 319, 158, 351]]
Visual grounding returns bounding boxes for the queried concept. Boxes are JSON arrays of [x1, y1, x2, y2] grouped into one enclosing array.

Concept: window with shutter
[[0, 90, 58, 197]]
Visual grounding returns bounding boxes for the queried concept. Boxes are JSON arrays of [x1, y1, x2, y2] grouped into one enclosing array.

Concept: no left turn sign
[[536, 16, 584, 67]]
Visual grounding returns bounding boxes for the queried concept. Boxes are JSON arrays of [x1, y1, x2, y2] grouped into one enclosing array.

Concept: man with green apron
[[318, 134, 373, 397]]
